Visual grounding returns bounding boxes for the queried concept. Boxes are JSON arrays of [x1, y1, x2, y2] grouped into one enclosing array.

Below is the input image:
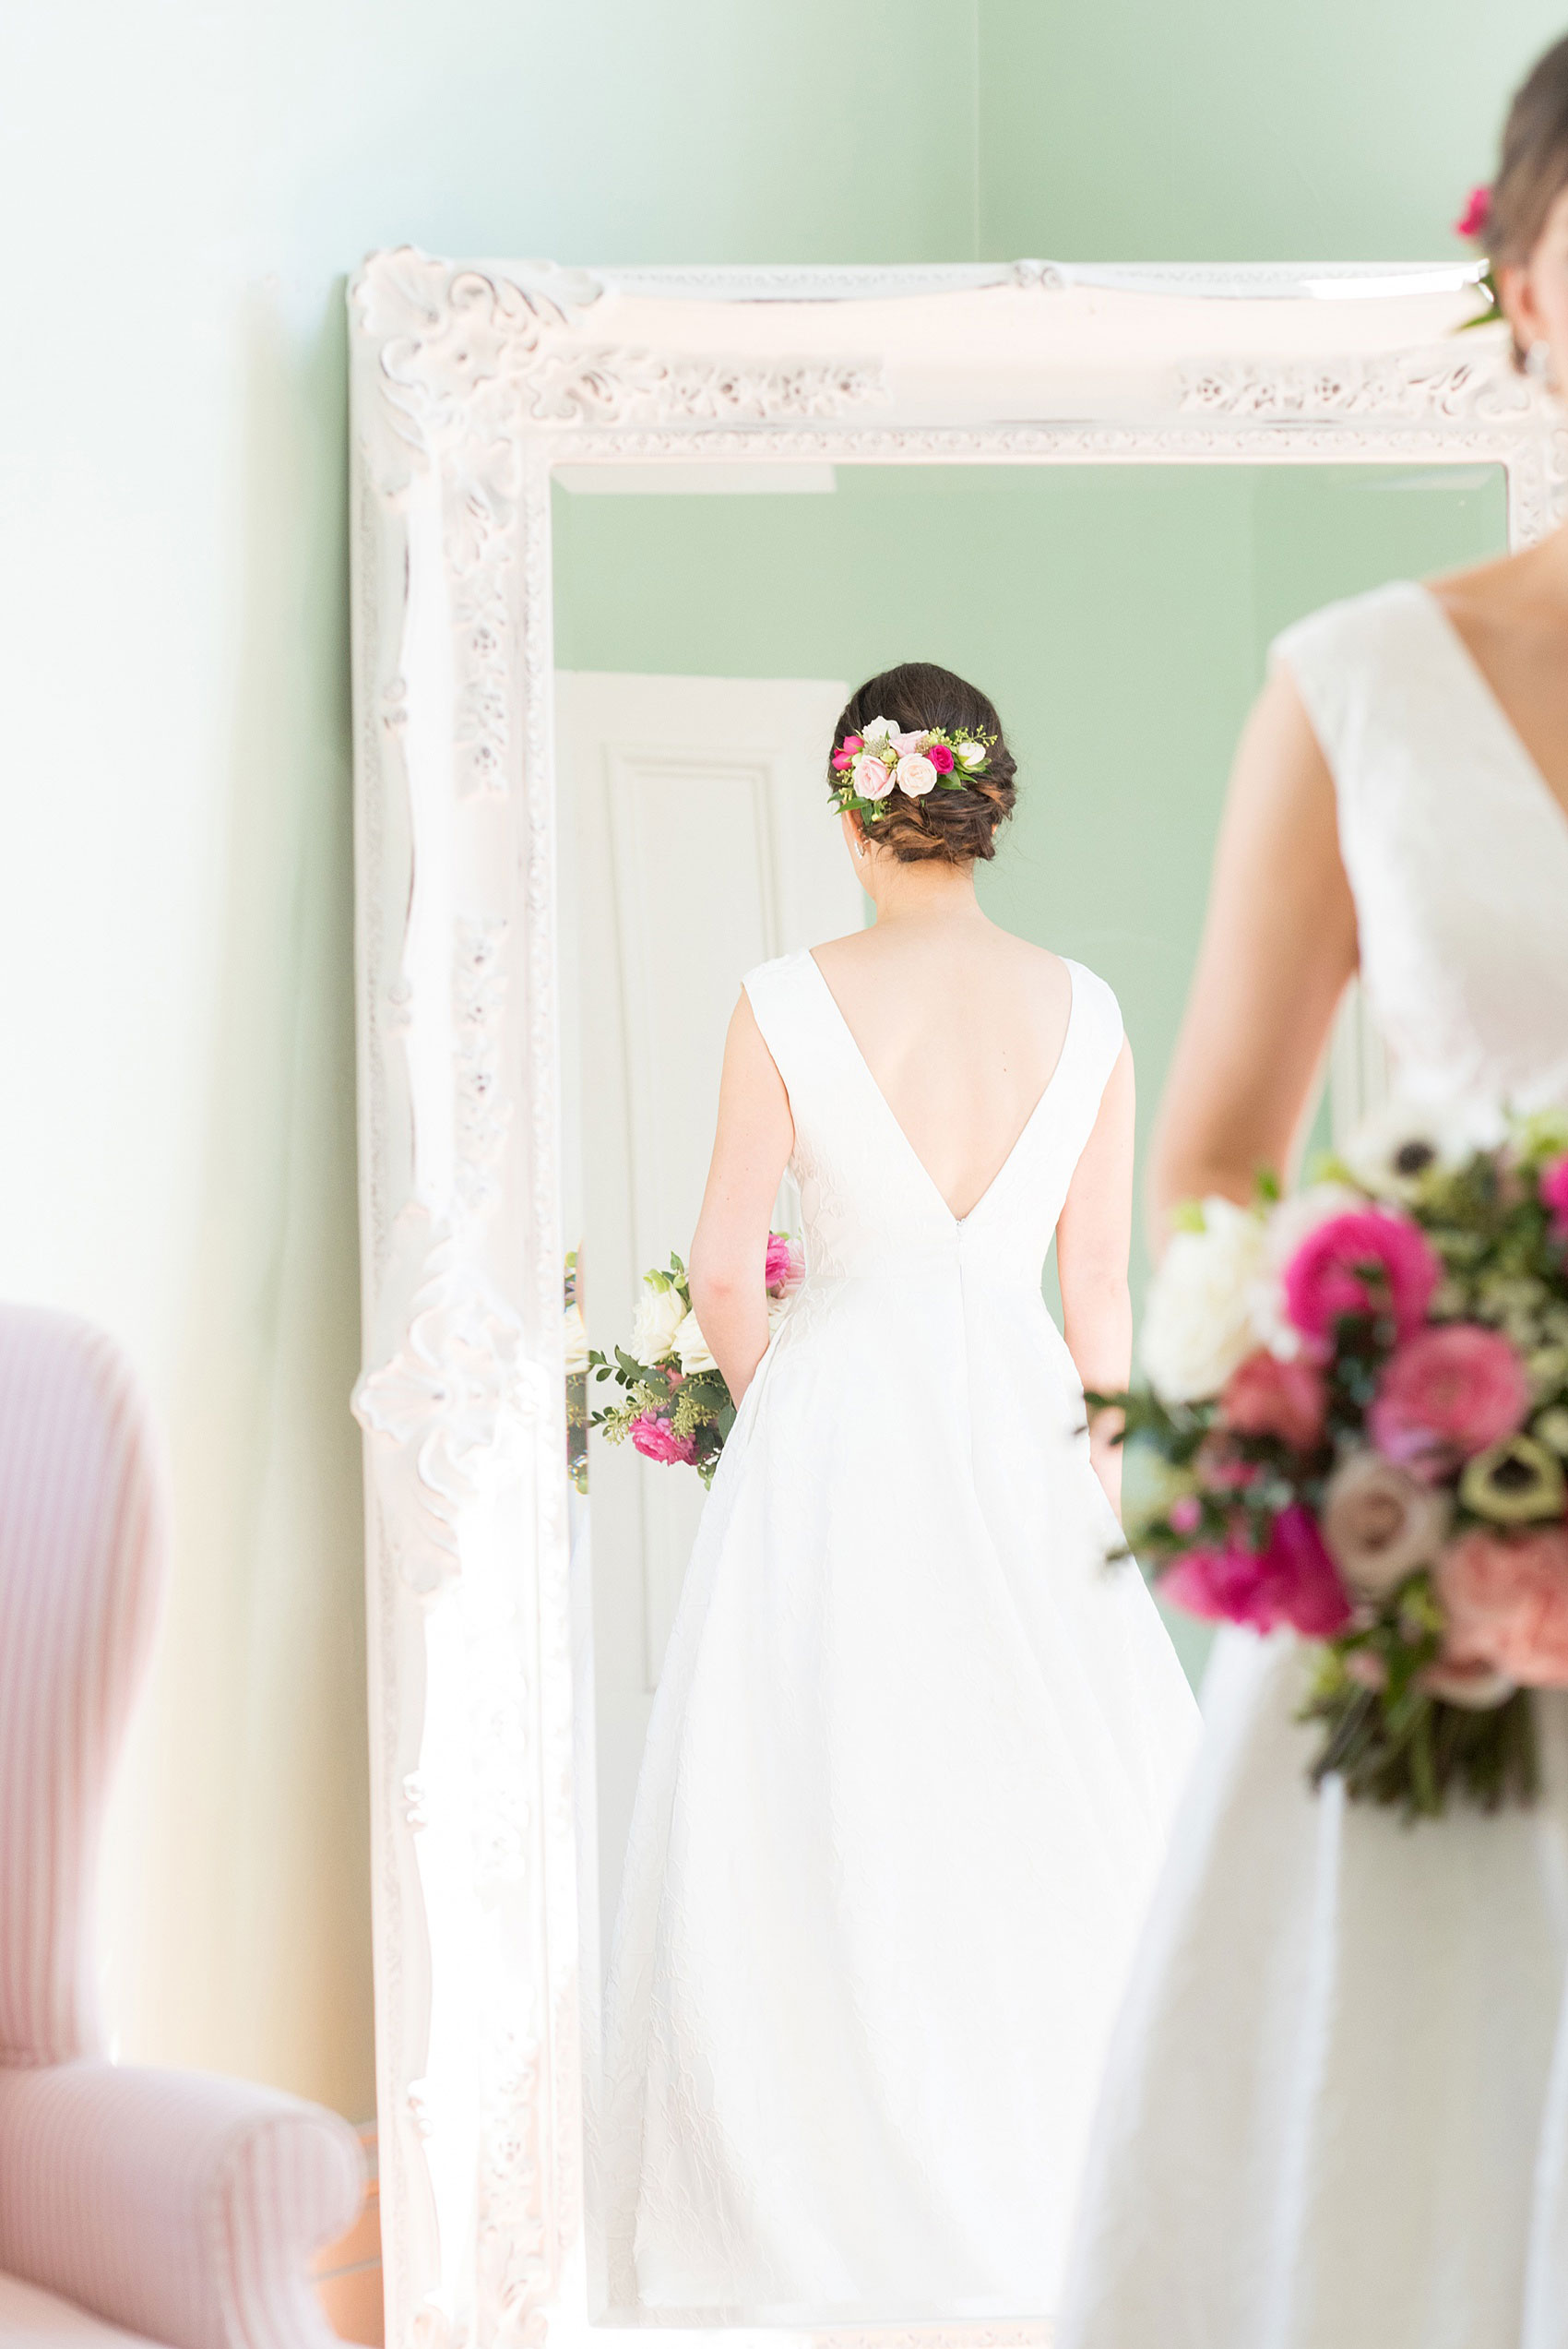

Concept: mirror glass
[[551, 458, 1504, 2322]]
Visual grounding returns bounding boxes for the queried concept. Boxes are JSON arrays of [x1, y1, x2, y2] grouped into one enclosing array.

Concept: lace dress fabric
[[1060, 580, 1568, 2349], [597, 949, 1200, 2320]]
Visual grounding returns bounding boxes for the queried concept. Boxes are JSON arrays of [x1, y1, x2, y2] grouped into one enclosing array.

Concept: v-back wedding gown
[[599, 947, 1200, 2319], [1061, 580, 1568, 2349]]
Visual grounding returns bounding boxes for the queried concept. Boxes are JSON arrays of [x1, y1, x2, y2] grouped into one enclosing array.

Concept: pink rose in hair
[[832, 749, 855, 771], [1455, 184, 1491, 241], [1162, 1504, 1351, 1639], [927, 742, 956, 774], [853, 755, 893, 800], [841, 733, 863, 754], [630, 1412, 697, 1467], [765, 1234, 803, 1293], [1281, 1209, 1440, 1347], [1437, 1524, 1568, 1687], [1219, 1350, 1327, 1451], [1540, 1153, 1568, 1238], [1369, 1322, 1530, 1477]]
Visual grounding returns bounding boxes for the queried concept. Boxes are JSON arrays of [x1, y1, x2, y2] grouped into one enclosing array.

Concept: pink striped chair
[[0, 1306, 365, 2349]]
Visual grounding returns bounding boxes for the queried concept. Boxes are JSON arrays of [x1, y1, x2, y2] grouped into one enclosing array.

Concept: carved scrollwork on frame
[[1177, 344, 1539, 423], [349, 247, 1565, 2349], [351, 1237, 546, 1597]]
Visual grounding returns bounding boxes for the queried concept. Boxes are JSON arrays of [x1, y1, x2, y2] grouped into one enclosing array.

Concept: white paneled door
[[554, 671, 860, 1940]]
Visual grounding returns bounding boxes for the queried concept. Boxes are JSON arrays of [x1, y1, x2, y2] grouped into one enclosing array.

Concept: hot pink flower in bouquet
[[1089, 1104, 1568, 1816], [630, 1413, 698, 1467]]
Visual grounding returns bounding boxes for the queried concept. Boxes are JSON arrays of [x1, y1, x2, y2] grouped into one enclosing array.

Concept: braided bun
[[828, 662, 1018, 866]]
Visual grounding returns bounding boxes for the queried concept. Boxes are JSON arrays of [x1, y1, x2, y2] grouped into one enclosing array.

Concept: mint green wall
[[0, 0, 1553, 2112], [980, 2, 1568, 261]]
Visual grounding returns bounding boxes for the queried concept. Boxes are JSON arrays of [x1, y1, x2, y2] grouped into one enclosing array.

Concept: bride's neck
[[863, 857, 984, 927]]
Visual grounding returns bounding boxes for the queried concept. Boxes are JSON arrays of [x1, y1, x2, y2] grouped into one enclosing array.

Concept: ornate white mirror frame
[[346, 250, 1565, 2349]]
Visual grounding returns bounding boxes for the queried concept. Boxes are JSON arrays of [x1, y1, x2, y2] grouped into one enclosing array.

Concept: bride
[[599, 661, 1199, 2318], [1060, 37, 1568, 2349]]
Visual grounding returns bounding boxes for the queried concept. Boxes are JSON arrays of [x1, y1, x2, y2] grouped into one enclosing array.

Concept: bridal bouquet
[[1092, 1104, 1568, 1816], [589, 1234, 803, 1488]]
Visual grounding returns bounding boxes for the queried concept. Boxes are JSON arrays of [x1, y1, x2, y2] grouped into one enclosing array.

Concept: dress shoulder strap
[[1061, 959, 1123, 1106], [1267, 578, 1427, 777], [741, 949, 815, 1103]]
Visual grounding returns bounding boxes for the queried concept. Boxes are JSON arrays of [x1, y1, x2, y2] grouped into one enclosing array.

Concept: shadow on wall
[[108, 280, 374, 2118]]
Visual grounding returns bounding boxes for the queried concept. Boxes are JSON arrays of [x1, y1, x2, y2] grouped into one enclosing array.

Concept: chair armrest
[[0, 2060, 364, 2349]]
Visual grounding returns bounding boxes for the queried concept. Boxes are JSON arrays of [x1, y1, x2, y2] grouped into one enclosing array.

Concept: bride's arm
[[1146, 669, 1358, 1252], [687, 994, 795, 1403], [1057, 1039, 1135, 1515]]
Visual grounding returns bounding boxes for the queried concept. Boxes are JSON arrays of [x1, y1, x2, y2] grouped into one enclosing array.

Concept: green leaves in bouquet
[[1301, 1578, 1539, 1818]]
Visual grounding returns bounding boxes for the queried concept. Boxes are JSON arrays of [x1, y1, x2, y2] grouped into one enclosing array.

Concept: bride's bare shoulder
[[811, 924, 1069, 995], [1427, 543, 1559, 622]]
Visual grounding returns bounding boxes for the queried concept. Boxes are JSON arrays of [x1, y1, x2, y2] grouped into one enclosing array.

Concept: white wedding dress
[[1060, 580, 1568, 2349], [599, 947, 1200, 2320]]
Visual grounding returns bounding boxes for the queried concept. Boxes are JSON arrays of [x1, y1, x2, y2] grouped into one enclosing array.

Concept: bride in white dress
[[599, 662, 1199, 2318], [1061, 43, 1568, 2349]]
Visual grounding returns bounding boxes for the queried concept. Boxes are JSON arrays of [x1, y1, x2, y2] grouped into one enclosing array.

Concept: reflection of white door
[[555, 671, 860, 1939]]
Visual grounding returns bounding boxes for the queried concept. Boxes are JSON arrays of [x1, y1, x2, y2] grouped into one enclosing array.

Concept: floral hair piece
[[830, 716, 996, 824], [1455, 182, 1502, 333]]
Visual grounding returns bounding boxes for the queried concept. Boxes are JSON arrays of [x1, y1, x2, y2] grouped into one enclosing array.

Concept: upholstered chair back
[[0, 1307, 168, 2066]]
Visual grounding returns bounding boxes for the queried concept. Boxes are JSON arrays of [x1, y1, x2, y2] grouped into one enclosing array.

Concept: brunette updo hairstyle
[[828, 661, 1018, 866], [1489, 34, 1568, 366]]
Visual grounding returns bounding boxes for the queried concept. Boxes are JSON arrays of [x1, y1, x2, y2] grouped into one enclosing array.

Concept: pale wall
[[0, 0, 1556, 2116]]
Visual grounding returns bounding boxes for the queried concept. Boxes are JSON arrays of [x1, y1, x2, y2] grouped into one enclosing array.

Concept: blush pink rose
[[1437, 1524, 1568, 1687], [765, 1234, 804, 1292], [1369, 1322, 1530, 1476], [1281, 1208, 1441, 1347], [1219, 1350, 1327, 1450], [1540, 1153, 1568, 1238], [630, 1412, 697, 1467], [1161, 1504, 1351, 1639], [853, 755, 893, 800], [927, 742, 956, 774]]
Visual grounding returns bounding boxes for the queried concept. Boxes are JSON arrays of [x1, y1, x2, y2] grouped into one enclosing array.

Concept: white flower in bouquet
[[1344, 1096, 1504, 1202], [1139, 1197, 1272, 1403], [673, 1307, 719, 1376], [895, 751, 939, 796], [630, 1277, 687, 1365], [766, 1290, 795, 1339], [562, 1300, 590, 1376]]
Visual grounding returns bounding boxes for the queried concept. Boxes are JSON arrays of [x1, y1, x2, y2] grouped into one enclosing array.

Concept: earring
[[1526, 338, 1557, 388], [855, 836, 867, 859]]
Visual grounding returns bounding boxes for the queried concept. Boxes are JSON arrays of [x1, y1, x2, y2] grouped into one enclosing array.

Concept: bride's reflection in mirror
[[552, 459, 1506, 2323]]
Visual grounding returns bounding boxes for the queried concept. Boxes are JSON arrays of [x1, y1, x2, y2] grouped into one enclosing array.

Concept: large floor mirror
[[347, 256, 1556, 2349], [552, 457, 1506, 2318]]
